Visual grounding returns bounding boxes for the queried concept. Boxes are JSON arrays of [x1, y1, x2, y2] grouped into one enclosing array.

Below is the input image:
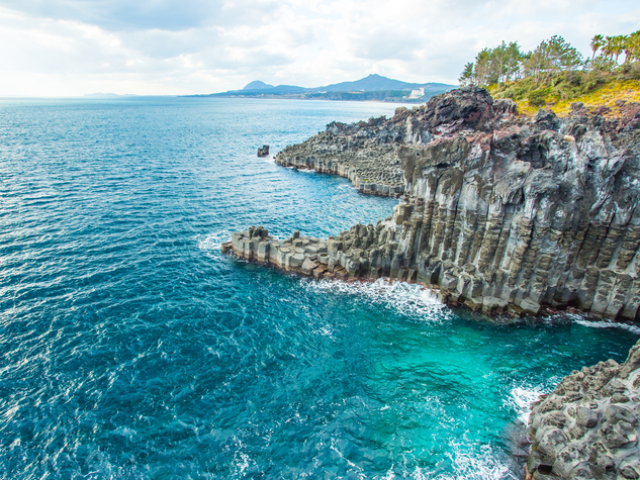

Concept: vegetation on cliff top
[[459, 31, 640, 116]]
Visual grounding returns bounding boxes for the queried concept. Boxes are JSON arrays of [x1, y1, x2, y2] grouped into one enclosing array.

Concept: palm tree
[[603, 36, 614, 63], [624, 31, 640, 63], [611, 35, 627, 65], [590, 34, 604, 62], [602, 36, 626, 69]]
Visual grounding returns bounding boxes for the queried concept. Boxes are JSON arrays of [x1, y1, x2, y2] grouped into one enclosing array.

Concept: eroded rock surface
[[526, 340, 640, 480], [230, 87, 640, 320]]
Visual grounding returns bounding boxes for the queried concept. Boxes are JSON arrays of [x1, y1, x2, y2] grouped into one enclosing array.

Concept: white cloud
[[0, 0, 638, 96]]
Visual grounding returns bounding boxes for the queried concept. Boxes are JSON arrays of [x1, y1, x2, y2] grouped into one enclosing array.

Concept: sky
[[0, 0, 638, 96]]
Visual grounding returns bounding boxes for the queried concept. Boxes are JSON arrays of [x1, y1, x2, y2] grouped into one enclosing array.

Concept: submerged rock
[[526, 340, 640, 480]]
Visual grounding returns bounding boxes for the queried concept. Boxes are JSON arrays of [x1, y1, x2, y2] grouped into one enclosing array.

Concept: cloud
[[0, 0, 638, 96], [0, 0, 204, 30]]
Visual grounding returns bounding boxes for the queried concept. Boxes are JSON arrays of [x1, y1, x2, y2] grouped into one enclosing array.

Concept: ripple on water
[[0, 97, 638, 480]]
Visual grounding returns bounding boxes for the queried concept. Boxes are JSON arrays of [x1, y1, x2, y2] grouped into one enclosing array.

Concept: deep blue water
[[0, 96, 638, 480]]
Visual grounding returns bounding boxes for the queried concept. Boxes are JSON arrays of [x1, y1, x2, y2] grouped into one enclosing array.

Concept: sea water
[[0, 97, 638, 479]]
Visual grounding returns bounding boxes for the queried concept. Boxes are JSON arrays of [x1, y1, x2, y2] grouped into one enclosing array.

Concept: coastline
[[239, 87, 640, 322], [225, 86, 640, 479]]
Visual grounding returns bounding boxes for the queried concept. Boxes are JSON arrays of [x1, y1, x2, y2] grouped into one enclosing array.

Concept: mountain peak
[[309, 74, 432, 93], [243, 81, 274, 91], [201, 75, 455, 100]]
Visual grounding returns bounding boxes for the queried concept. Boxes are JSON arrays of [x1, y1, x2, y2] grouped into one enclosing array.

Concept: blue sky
[[0, 0, 638, 96]]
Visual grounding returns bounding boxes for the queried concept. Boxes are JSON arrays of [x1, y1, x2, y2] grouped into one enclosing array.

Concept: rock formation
[[257, 145, 270, 157], [227, 87, 640, 321], [275, 118, 405, 196], [526, 339, 640, 480]]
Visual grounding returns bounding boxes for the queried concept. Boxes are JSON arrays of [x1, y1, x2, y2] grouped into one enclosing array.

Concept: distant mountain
[[308, 74, 443, 92], [243, 81, 274, 90], [186, 75, 456, 103]]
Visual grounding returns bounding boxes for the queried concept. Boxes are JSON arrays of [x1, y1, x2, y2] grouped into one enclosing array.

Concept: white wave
[[434, 444, 517, 480], [230, 440, 255, 478], [382, 466, 396, 480], [111, 426, 137, 438], [545, 312, 640, 335], [196, 229, 232, 252], [236, 453, 250, 476], [507, 386, 548, 425], [302, 277, 451, 321], [574, 318, 640, 335]]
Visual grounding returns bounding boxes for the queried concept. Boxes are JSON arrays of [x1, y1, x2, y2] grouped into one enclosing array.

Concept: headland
[[222, 85, 640, 479], [225, 87, 640, 321]]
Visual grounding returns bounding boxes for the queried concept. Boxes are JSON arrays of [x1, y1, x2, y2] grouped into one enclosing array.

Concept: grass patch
[[488, 75, 640, 117]]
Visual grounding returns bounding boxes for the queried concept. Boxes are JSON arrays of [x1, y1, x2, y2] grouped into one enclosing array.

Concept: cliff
[[222, 86, 640, 478], [229, 87, 640, 321], [526, 339, 640, 480]]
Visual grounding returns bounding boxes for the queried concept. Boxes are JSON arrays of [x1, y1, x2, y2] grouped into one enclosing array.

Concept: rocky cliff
[[228, 87, 640, 321], [526, 339, 640, 480]]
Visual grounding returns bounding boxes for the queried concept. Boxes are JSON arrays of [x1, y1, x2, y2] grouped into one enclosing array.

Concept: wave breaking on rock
[[227, 87, 640, 321]]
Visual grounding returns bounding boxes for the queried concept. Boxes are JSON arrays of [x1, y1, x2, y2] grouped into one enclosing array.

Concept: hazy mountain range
[[188, 74, 455, 103]]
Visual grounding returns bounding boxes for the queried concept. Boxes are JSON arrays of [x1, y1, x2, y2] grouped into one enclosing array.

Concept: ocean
[[0, 96, 638, 479]]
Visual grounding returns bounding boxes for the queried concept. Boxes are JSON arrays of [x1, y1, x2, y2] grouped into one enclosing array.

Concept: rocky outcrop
[[257, 145, 270, 157], [221, 227, 346, 279], [275, 118, 406, 196], [230, 87, 640, 321], [526, 340, 640, 480]]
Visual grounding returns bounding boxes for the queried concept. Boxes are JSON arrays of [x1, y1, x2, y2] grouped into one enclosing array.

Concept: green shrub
[[528, 88, 550, 106]]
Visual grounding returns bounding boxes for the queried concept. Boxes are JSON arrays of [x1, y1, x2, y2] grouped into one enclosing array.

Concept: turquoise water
[[0, 96, 638, 480]]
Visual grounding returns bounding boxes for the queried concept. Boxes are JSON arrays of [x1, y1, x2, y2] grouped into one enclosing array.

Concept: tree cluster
[[590, 32, 640, 70], [460, 31, 640, 88]]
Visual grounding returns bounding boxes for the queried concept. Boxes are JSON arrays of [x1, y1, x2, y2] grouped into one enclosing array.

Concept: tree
[[523, 44, 545, 85], [505, 42, 524, 81], [473, 48, 495, 86], [623, 31, 640, 63], [458, 41, 524, 87], [590, 34, 604, 62], [603, 35, 626, 66], [545, 35, 583, 74], [459, 62, 475, 86], [491, 42, 510, 83], [523, 36, 583, 84], [613, 35, 627, 64]]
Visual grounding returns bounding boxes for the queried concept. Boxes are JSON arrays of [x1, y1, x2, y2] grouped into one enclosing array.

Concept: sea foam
[[302, 277, 451, 321], [197, 229, 232, 252], [507, 385, 550, 425]]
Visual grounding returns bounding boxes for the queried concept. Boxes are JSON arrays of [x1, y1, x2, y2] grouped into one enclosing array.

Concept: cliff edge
[[230, 87, 640, 321]]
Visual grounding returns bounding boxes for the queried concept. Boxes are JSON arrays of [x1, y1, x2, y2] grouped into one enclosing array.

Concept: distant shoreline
[[181, 93, 438, 104]]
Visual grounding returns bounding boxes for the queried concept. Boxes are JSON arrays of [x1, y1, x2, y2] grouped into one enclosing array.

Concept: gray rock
[[268, 87, 640, 321], [526, 340, 640, 480]]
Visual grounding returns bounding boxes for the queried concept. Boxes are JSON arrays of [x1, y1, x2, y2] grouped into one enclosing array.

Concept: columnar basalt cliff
[[227, 87, 640, 321], [526, 340, 640, 480]]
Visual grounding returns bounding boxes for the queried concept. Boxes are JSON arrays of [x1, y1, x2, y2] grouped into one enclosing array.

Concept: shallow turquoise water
[[0, 97, 638, 479]]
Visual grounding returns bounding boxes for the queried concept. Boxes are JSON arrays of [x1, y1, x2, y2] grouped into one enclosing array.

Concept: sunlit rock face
[[240, 87, 640, 321]]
